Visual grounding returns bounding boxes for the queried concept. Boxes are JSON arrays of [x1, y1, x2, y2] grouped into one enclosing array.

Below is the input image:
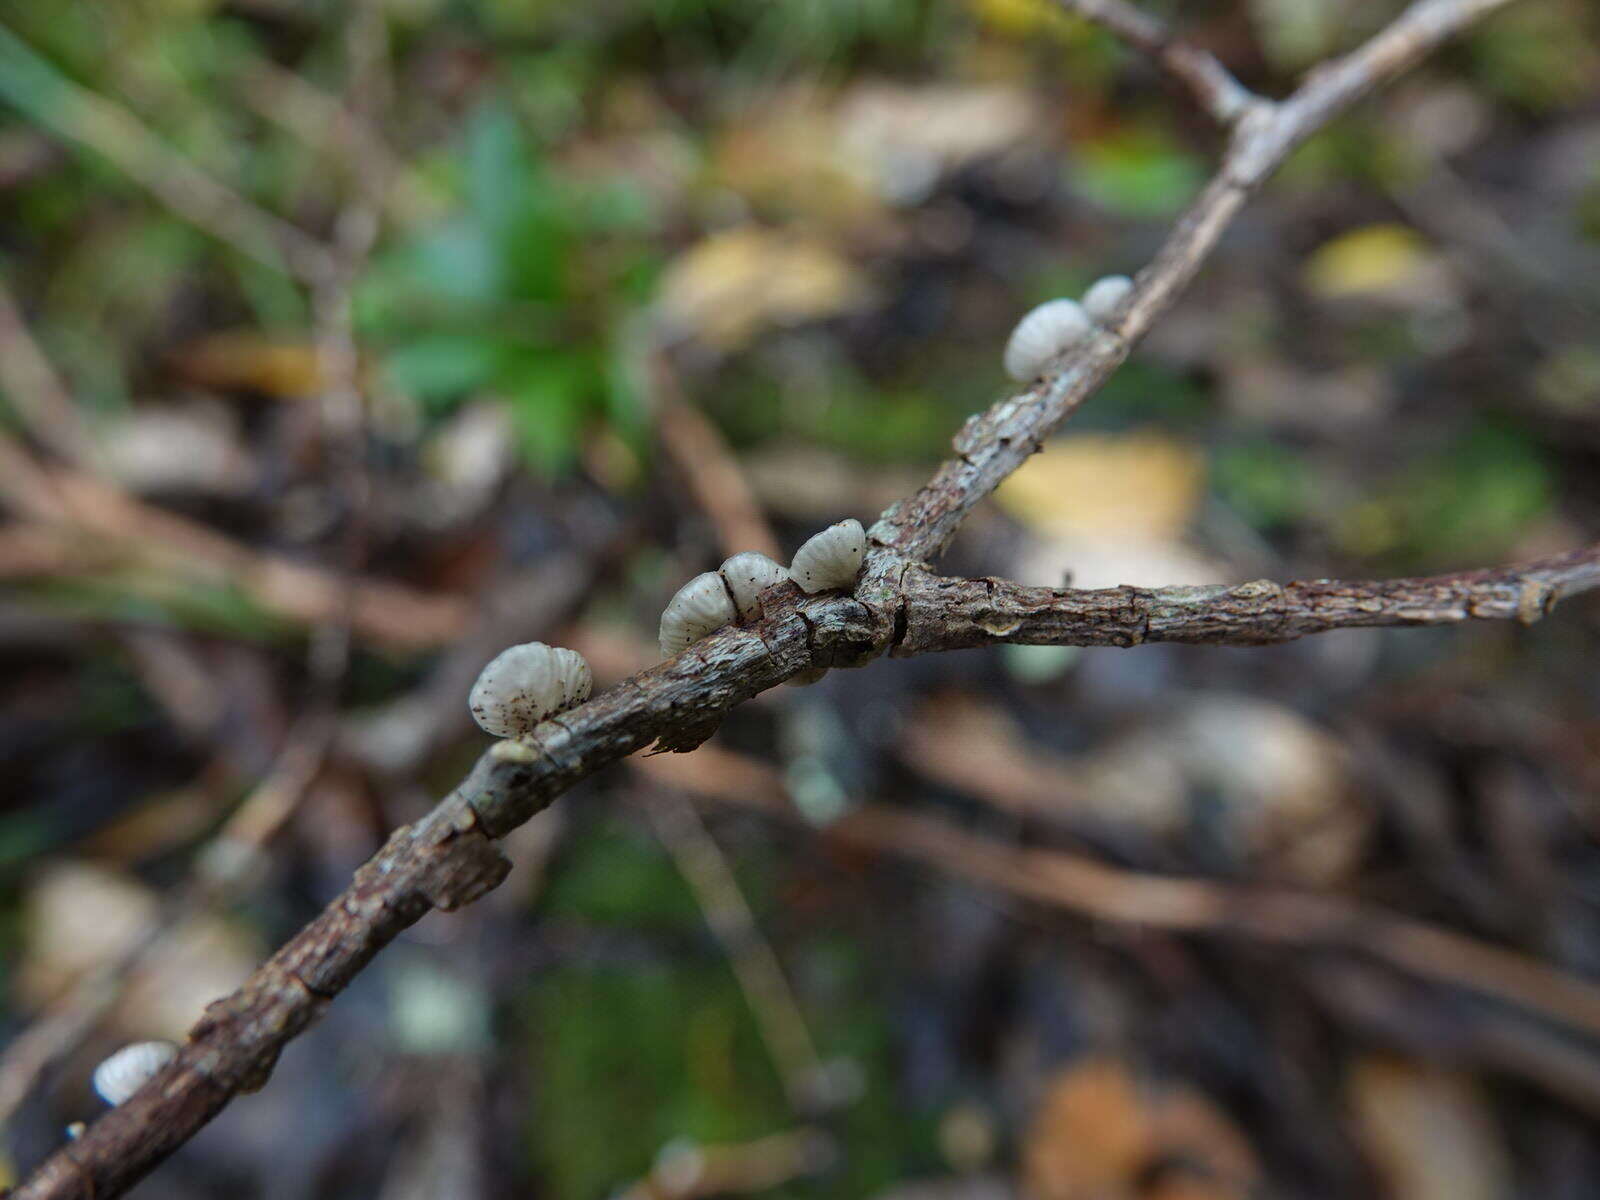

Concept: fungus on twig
[[92, 1042, 177, 1108], [789, 519, 866, 595], [1082, 274, 1134, 323], [659, 572, 739, 658], [469, 642, 592, 738], [719, 551, 788, 620], [1002, 299, 1091, 382]]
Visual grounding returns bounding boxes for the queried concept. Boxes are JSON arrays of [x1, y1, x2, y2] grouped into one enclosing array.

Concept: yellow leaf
[[170, 331, 331, 399], [1303, 223, 1433, 299], [969, 0, 1085, 39], [655, 228, 873, 352], [712, 94, 884, 228], [995, 431, 1205, 542]]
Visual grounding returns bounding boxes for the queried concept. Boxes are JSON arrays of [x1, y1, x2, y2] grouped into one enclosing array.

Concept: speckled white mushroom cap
[[719, 551, 788, 620], [469, 642, 591, 737], [790, 519, 866, 594], [660, 571, 738, 658]]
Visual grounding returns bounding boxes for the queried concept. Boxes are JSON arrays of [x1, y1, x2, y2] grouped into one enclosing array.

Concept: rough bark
[[868, 0, 1521, 570], [894, 546, 1600, 653]]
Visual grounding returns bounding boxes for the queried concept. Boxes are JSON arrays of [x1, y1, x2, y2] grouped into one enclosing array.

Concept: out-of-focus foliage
[[532, 817, 911, 1198], [358, 104, 659, 472]]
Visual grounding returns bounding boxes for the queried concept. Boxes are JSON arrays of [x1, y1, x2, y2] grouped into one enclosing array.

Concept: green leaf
[[502, 350, 599, 473], [1074, 131, 1205, 218], [406, 221, 505, 307], [1214, 441, 1311, 530], [383, 334, 507, 406], [466, 102, 533, 233], [500, 208, 572, 304]]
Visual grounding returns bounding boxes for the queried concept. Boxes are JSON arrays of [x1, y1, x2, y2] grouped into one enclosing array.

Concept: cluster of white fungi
[[89, 268, 1129, 1115], [466, 268, 1137, 746], [465, 519, 867, 739], [1002, 273, 1134, 382], [470, 267, 1135, 737], [84, 272, 1129, 1127], [85, 524, 865, 1123]]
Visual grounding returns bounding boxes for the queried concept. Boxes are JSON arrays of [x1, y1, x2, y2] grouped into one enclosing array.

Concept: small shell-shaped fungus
[[551, 646, 593, 712], [1002, 298, 1091, 382], [790, 518, 866, 594], [1082, 274, 1134, 324], [469, 642, 591, 737], [660, 571, 738, 658], [719, 551, 788, 620], [93, 1040, 178, 1107]]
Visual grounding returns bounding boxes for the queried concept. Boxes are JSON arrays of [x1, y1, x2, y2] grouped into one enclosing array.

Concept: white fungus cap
[[719, 551, 788, 620], [1083, 274, 1134, 324], [790, 519, 866, 594], [551, 646, 593, 712], [469, 642, 592, 737], [93, 1040, 178, 1107], [660, 571, 738, 658], [1003, 298, 1091, 382]]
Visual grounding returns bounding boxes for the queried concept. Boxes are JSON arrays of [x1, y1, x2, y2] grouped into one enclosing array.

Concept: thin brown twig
[[0, 719, 330, 1133], [9, 2, 1537, 1194], [641, 788, 825, 1112], [892, 545, 1600, 654], [0, 434, 71, 523], [1050, 0, 1257, 124], [613, 1127, 835, 1200], [0, 437, 468, 647], [845, 807, 1600, 1042], [233, 59, 423, 222], [636, 744, 1600, 1052], [0, 277, 95, 465], [650, 353, 784, 562], [868, 0, 1518, 569]]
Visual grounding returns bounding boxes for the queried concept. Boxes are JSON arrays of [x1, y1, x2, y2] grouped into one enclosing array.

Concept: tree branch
[[894, 545, 1600, 654], [20, 534, 1592, 1197], [1050, 0, 1258, 125], [11, 0, 1535, 1194], [868, 0, 1517, 569]]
